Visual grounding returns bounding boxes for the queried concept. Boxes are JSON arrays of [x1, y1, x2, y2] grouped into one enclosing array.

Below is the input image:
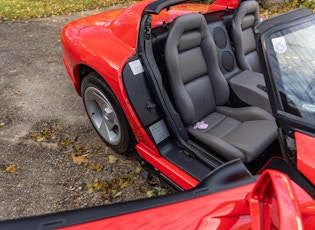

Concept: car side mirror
[[248, 170, 303, 230]]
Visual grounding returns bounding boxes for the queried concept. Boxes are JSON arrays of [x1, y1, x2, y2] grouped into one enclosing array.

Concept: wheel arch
[[75, 64, 112, 97], [78, 64, 96, 87]]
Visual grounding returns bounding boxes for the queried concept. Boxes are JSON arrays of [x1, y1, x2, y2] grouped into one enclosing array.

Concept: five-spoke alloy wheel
[[81, 72, 132, 154]]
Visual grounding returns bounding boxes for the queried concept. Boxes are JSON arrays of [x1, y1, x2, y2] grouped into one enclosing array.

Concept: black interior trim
[[145, 0, 191, 14], [158, 140, 212, 180]]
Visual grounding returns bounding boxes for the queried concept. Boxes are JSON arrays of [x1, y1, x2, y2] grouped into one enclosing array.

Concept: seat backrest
[[231, 1, 261, 72], [164, 14, 230, 126], [208, 21, 241, 80]]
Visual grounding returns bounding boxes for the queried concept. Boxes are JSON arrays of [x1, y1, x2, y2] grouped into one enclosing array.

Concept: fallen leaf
[[72, 153, 89, 165], [108, 155, 117, 164], [87, 163, 102, 173], [67, 186, 76, 191], [113, 191, 123, 198], [146, 190, 155, 198], [135, 166, 142, 173], [30, 128, 56, 142], [94, 164, 102, 173], [74, 145, 86, 155], [31, 132, 39, 137], [36, 136, 45, 142], [158, 188, 168, 196], [5, 164, 17, 173], [87, 163, 94, 170], [85, 149, 93, 154], [86, 153, 95, 159], [60, 139, 73, 148], [86, 188, 93, 194], [14, 90, 22, 95], [93, 181, 108, 191], [120, 179, 134, 189], [122, 173, 136, 179], [86, 183, 94, 194]]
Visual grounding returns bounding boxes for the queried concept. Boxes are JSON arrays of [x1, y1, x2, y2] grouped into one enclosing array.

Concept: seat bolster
[[216, 106, 275, 121], [187, 127, 246, 161], [201, 39, 230, 105]]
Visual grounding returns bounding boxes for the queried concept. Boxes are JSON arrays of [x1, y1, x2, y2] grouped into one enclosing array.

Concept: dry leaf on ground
[[108, 155, 117, 164], [5, 164, 17, 173], [146, 190, 155, 198], [87, 163, 102, 173], [72, 153, 89, 165]]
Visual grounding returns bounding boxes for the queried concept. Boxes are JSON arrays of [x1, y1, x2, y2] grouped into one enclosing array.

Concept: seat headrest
[[169, 13, 209, 51], [234, 1, 260, 28]]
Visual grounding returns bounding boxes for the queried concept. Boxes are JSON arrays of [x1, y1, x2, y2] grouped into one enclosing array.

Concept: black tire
[[81, 72, 133, 154]]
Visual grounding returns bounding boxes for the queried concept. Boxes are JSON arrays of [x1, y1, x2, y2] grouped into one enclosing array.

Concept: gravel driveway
[[0, 7, 159, 221]]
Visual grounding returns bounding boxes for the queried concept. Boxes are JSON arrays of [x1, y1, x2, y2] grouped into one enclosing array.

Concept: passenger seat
[[164, 13, 277, 163], [231, 0, 262, 73]]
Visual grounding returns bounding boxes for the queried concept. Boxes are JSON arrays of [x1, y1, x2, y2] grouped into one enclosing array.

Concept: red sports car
[[60, 0, 315, 191], [2, 0, 315, 229]]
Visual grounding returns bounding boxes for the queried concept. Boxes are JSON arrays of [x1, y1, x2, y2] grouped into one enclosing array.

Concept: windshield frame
[[259, 13, 315, 125], [145, 0, 240, 14], [265, 19, 315, 119]]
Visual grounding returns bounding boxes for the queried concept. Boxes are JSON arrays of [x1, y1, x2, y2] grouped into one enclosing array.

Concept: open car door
[[256, 8, 315, 185]]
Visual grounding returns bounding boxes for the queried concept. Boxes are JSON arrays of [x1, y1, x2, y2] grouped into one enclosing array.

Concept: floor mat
[[257, 157, 315, 198]]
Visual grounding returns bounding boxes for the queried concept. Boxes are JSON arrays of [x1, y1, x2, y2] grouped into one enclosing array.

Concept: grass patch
[[0, 0, 136, 22], [260, 0, 315, 18], [1, 0, 314, 22], [260, 3, 294, 18]]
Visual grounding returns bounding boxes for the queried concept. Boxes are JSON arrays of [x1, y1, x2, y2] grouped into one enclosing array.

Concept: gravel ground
[[0, 6, 164, 221]]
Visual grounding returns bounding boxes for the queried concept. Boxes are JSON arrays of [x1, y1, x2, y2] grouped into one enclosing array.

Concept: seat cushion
[[223, 120, 277, 162], [187, 107, 277, 162]]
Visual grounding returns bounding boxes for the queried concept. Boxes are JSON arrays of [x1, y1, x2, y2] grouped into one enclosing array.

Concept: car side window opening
[[267, 19, 315, 119]]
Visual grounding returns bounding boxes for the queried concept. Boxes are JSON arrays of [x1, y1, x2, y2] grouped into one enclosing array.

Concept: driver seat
[[164, 13, 277, 163]]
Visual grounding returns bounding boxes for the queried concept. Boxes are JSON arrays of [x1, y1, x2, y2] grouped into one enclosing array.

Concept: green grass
[[1, 0, 314, 22], [0, 0, 135, 22]]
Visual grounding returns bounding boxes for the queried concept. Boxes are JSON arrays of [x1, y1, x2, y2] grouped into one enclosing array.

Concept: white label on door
[[129, 59, 144, 75]]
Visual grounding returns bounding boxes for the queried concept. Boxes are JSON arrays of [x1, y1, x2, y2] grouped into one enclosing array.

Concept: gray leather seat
[[164, 13, 277, 163], [231, 0, 262, 72]]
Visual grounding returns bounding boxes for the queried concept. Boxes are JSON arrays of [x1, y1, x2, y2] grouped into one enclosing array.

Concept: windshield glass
[[267, 19, 315, 119]]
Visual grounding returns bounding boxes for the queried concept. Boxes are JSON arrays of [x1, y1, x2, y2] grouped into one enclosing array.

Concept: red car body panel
[[61, 184, 254, 230], [296, 132, 315, 185], [59, 170, 315, 230]]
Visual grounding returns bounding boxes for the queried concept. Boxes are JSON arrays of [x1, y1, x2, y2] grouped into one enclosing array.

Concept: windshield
[[267, 19, 315, 119]]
